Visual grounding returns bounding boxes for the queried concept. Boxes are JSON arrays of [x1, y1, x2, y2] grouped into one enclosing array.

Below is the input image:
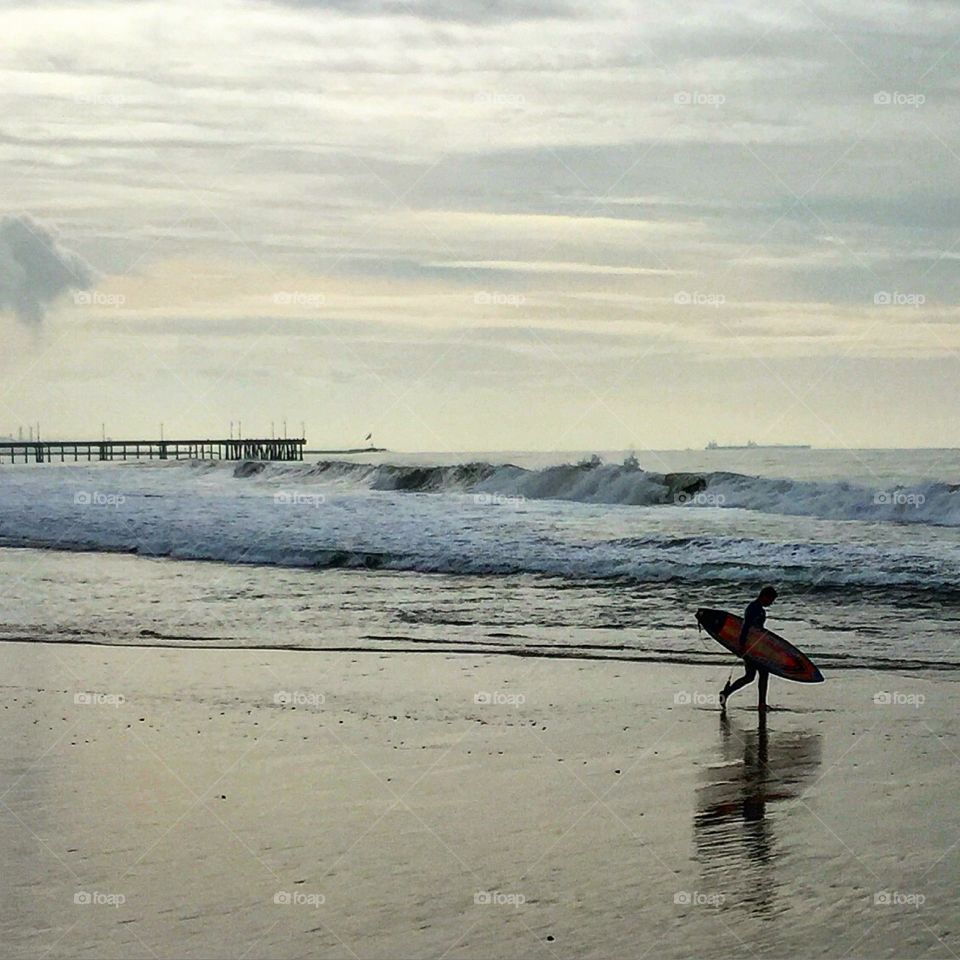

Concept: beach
[[2, 636, 956, 959], [1, 448, 959, 958]]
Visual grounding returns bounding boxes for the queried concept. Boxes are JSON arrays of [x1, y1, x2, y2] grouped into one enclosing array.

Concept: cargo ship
[[705, 440, 811, 450]]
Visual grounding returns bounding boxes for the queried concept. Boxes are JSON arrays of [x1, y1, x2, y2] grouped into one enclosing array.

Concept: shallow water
[[2, 548, 958, 677]]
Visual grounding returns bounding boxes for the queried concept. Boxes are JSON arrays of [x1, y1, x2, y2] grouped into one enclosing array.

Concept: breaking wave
[[227, 458, 960, 527]]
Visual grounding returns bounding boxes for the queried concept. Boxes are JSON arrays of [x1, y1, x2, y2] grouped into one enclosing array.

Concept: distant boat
[[706, 440, 811, 451]]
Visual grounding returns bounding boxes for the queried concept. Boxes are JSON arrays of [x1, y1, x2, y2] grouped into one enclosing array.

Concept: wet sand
[[1, 640, 957, 959]]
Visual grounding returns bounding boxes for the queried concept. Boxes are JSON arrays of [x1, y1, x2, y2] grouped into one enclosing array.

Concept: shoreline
[[1, 636, 958, 675]]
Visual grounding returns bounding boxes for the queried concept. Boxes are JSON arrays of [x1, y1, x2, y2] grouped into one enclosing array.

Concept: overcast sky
[[2, 0, 959, 449]]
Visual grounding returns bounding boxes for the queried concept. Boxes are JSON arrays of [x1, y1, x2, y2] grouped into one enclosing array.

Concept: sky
[[2, 0, 960, 450]]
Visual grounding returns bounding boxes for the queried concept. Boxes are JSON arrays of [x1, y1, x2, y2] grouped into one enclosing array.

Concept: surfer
[[719, 586, 778, 712]]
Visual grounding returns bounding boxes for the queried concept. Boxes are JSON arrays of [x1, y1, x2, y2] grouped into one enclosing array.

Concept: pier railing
[[0, 439, 305, 464]]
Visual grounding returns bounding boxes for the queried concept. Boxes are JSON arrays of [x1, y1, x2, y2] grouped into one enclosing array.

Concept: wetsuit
[[739, 599, 767, 654], [721, 598, 770, 706]]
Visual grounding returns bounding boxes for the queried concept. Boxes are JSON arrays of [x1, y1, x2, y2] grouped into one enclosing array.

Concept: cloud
[[0, 215, 95, 326], [425, 259, 683, 276], [256, 0, 581, 22]]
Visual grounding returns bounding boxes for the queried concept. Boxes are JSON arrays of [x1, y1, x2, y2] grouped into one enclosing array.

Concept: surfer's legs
[[720, 661, 757, 707], [757, 669, 769, 712]]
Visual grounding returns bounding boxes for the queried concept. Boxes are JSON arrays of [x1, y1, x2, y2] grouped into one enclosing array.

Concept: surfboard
[[696, 607, 824, 683]]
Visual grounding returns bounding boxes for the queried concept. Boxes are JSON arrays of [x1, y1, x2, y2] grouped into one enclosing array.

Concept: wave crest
[[227, 458, 960, 526]]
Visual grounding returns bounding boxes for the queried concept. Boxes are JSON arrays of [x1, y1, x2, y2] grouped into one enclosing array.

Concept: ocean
[[2, 447, 959, 674]]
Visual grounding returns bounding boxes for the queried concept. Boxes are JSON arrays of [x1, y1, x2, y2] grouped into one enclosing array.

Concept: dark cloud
[[0, 215, 95, 326]]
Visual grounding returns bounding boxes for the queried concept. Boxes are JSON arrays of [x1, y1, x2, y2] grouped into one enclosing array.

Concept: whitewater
[[1, 450, 959, 591]]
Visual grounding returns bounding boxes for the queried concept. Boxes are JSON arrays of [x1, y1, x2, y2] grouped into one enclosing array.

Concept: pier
[[303, 446, 386, 455], [0, 438, 305, 464]]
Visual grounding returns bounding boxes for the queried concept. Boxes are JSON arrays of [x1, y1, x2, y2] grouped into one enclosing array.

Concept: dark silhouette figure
[[720, 585, 777, 711]]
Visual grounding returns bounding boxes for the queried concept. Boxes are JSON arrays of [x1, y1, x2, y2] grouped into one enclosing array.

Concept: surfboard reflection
[[694, 716, 822, 917]]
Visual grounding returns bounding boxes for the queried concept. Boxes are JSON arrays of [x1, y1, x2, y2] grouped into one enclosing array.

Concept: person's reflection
[[694, 715, 822, 917]]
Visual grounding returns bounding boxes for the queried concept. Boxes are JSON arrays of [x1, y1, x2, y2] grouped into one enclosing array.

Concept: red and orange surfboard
[[696, 608, 824, 683]]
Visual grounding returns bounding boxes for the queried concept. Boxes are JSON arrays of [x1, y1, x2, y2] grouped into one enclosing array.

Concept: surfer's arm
[[738, 602, 762, 649]]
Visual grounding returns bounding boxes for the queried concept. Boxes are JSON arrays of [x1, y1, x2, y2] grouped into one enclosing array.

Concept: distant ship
[[706, 440, 811, 450]]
